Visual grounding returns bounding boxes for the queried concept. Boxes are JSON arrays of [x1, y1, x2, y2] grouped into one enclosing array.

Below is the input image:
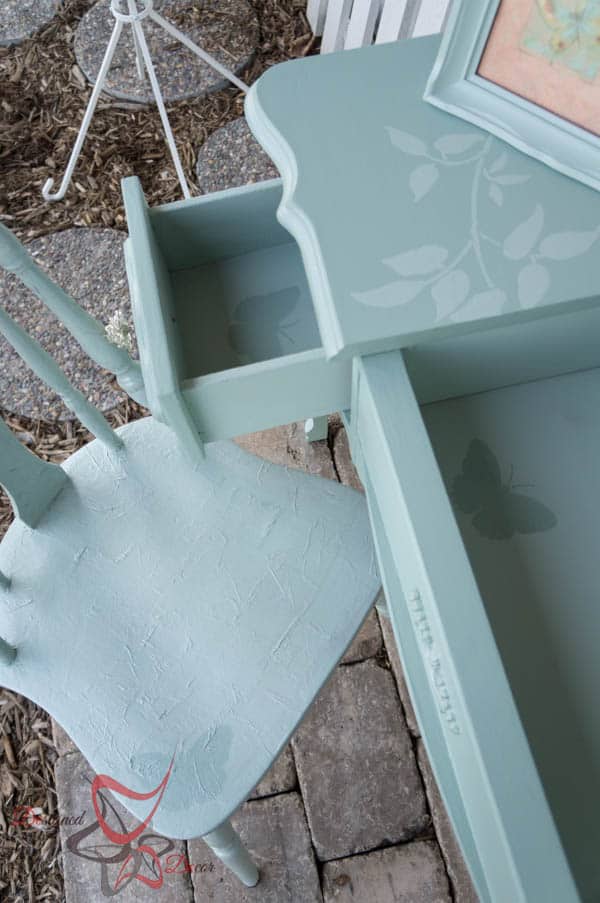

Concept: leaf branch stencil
[[352, 128, 600, 322]]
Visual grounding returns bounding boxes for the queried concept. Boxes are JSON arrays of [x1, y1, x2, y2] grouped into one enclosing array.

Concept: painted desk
[[123, 34, 600, 903], [242, 34, 600, 903]]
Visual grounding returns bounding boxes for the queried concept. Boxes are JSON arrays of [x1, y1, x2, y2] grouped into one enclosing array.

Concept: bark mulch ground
[[0, 1, 317, 899]]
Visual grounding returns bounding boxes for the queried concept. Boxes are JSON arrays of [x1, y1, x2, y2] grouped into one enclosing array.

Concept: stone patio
[[53, 418, 479, 903]]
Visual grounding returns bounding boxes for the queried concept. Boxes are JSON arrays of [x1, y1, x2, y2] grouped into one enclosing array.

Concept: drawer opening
[[142, 178, 321, 382], [123, 176, 351, 445], [170, 241, 321, 380], [421, 366, 600, 902]]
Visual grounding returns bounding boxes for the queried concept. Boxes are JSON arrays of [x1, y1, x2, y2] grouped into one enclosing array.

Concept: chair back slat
[[0, 418, 67, 528], [317, 0, 451, 51], [0, 224, 147, 406], [344, 0, 382, 49], [411, 0, 451, 37], [0, 306, 122, 451], [306, 0, 329, 35], [375, 0, 408, 43]]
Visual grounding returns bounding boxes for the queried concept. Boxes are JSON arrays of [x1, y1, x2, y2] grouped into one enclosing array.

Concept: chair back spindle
[[0, 224, 147, 406], [0, 418, 67, 528], [0, 306, 122, 451]]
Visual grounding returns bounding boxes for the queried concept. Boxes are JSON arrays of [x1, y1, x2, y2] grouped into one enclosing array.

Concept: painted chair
[[0, 225, 380, 886]]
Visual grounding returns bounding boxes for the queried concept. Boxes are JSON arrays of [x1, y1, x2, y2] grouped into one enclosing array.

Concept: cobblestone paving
[[54, 419, 478, 902], [75, 0, 259, 103], [0, 0, 60, 47]]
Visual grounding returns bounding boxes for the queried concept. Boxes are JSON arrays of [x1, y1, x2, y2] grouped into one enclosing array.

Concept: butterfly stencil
[[451, 439, 557, 541]]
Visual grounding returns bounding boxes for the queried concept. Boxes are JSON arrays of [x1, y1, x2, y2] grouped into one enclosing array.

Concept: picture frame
[[424, 0, 600, 192]]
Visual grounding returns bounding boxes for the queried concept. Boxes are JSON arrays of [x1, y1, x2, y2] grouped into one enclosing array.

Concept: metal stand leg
[[42, 17, 124, 201], [202, 820, 259, 887], [128, 0, 145, 78], [42, 0, 249, 203]]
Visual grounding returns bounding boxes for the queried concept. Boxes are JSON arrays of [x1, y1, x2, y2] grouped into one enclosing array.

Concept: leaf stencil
[[386, 127, 428, 156], [503, 204, 544, 260], [538, 229, 599, 260], [432, 270, 470, 320], [489, 152, 507, 174], [384, 245, 448, 276], [450, 289, 507, 323], [489, 183, 503, 207], [518, 263, 550, 308], [410, 163, 439, 202], [493, 174, 530, 186], [434, 134, 483, 156], [353, 279, 425, 308]]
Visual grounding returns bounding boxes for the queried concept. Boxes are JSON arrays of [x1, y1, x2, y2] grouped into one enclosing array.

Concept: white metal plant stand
[[43, 0, 249, 202]]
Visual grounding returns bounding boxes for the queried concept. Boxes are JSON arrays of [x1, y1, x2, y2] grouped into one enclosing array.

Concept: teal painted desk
[[122, 35, 600, 903], [243, 35, 600, 903]]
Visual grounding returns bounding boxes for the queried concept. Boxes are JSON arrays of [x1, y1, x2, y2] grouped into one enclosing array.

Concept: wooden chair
[[0, 225, 380, 886]]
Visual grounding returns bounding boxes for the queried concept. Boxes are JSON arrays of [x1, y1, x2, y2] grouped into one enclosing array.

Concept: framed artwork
[[425, 1, 600, 191]]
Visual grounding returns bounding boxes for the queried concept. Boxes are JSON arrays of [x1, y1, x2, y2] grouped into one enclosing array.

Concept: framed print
[[424, 1, 600, 191]]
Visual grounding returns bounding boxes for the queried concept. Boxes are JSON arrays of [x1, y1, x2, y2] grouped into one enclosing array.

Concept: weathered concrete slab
[[292, 659, 429, 860], [51, 718, 78, 757], [0, 0, 60, 46], [75, 0, 258, 103], [379, 613, 420, 738], [236, 421, 336, 480], [341, 609, 382, 663], [196, 118, 278, 193], [322, 840, 452, 902], [249, 745, 296, 800], [417, 743, 479, 903], [0, 228, 134, 420], [332, 425, 363, 491], [188, 792, 322, 902], [55, 752, 193, 902]]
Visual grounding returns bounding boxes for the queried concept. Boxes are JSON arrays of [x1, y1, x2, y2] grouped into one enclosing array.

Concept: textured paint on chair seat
[[0, 416, 379, 839]]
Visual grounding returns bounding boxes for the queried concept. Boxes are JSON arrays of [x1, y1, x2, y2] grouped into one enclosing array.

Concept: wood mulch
[[0, 1, 317, 899], [0, 0, 316, 240]]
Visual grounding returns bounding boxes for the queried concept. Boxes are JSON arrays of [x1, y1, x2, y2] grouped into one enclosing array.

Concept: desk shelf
[[352, 344, 600, 902], [423, 367, 600, 903]]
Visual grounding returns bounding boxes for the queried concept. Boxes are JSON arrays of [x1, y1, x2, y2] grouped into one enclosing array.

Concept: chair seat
[[0, 416, 379, 838]]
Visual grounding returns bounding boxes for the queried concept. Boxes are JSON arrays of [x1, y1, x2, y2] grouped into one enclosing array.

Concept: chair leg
[[202, 819, 259, 887], [305, 415, 328, 442]]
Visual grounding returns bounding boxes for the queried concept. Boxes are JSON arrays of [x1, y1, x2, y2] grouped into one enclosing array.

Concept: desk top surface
[[246, 36, 600, 360]]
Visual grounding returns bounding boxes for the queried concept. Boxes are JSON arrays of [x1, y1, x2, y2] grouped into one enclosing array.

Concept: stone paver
[[196, 118, 279, 193], [51, 718, 78, 758], [75, 0, 258, 104], [56, 752, 193, 902], [188, 792, 322, 902], [236, 421, 336, 480], [0, 0, 60, 46], [332, 423, 363, 491], [292, 659, 429, 861], [341, 609, 382, 663], [0, 228, 135, 420], [250, 745, 297, 799], [417, 742, 479, 903], [379, 613, 420, 738], [322, 840, 452, 903]]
